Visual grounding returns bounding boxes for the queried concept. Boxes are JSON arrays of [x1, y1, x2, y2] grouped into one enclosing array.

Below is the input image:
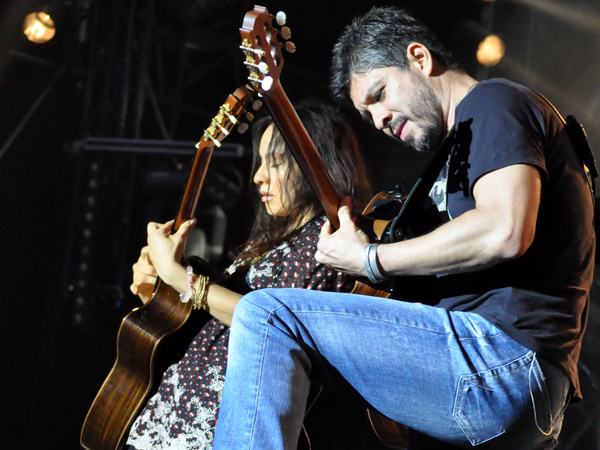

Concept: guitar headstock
[[175, 85, 257, 230], [196, 85, 256, 149], [239, 5, 296, 94]]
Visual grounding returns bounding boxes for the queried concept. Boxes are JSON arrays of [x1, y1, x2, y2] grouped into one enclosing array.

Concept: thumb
[[320, 219, 333, 238], [140, 245, 152, 263], [337, 196, 354, 225]]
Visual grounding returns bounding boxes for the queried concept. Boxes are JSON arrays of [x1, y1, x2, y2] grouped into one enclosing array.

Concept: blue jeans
[[212, 288, 571, 450]]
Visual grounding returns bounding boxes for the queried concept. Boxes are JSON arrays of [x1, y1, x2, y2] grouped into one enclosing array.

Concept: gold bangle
[[192, 274, 210, 310]]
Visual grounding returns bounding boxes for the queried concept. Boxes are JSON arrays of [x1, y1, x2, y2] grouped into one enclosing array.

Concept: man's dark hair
[[331, 6, 461, 104]]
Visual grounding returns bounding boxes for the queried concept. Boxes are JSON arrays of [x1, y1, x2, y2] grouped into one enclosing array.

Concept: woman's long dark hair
[[236, 100, 372, 264]]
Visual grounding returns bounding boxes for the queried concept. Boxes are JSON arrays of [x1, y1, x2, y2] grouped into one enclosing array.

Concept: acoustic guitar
[[239, 6, 413, 448], [80, 85, 256, 450]]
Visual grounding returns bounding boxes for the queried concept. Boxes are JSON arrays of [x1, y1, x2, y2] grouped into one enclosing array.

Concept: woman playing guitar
[[126, 101, 389, 450]]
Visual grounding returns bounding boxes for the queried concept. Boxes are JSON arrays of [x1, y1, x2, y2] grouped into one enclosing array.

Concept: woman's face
[[253, 124, 296, 217]]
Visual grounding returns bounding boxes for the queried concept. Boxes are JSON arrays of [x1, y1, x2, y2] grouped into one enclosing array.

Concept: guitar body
[[81, 86, 255, 450], [81, 282, 192, 450], [367, 410, 410, 449]]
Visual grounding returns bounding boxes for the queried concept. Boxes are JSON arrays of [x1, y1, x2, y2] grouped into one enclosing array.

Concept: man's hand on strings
[[315, 196, 370, 276]]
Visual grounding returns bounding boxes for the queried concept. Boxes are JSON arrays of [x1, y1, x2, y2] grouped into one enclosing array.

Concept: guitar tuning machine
[[235, 102, 261, 134], [273, 11, 294, 53], [237, 122, 249, 134], [284, 41, 296, 54], [261, 76, 274, 91], [257, 61, 269, 74], [252, 99, 263, 111], [275, 11, 287, 26], [280, 26, 291, 40]]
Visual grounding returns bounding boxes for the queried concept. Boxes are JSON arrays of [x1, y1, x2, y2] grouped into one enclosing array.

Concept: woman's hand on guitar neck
[[130, 219, 197, 303], [147, 219, 197, 290], [316, 196, 370, 277]]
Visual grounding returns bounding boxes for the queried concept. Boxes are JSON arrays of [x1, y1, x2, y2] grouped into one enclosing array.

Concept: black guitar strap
[[386, 126, 455, 242], [536, 94, 599, 263], [537, 91, 598, 197], [565, 115, 598, 198]]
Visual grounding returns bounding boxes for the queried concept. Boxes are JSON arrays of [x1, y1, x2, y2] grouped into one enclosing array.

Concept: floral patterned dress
[[126, 217, 352, 450]]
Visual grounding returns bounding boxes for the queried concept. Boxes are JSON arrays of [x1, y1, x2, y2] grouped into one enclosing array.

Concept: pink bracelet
[[179, 265, 194, 303]]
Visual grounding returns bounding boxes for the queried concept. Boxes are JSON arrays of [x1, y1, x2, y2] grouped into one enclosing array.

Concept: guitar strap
[[534, 93, 599, 263], [386, 126, 456, 242], [565, 115, 598, 198], [537, 91, 598, 197]]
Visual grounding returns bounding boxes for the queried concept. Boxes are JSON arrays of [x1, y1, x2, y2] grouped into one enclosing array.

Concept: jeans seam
[[245, 299, 287, 449], [295, 310, 451, 335], [452, 351, 536, 445], [462, 351, 534, 384], [458, 332, 506, 342], [530, 355, 553, 436]]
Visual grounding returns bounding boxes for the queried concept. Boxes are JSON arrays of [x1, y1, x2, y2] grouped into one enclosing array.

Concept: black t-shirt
[[431, 79, 595, 399]]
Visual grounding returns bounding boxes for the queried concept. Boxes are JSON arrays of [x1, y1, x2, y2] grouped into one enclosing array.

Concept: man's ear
[[406, 42, 433, 76]]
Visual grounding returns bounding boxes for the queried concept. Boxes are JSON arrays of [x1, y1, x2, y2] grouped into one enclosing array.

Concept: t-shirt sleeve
[[456, 81, 548, 196]]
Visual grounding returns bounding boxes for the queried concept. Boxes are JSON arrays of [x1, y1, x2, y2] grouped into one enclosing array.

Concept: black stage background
[[1, 0, 599, 448]]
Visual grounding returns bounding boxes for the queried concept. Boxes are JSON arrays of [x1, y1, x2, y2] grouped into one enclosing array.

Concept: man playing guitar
[[212, 6, 595, 450]]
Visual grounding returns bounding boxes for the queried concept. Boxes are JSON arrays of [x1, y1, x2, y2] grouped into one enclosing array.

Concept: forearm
[[204, 284, 243, 326], [375, 164, 541, 277], [378, 208, 519, 276], [159, 262, 242, 326]]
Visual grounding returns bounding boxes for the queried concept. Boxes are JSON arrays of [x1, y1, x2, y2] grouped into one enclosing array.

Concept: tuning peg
[[285, 41, 296, 53], [245, 111, 255, 121], [280, 26, 291, 40], [252, 99, 263, 110], [237, 122, 249, 134], [258, 61, 269, 74], [261, 76, 274, 91], [276, 11, 287, 26]]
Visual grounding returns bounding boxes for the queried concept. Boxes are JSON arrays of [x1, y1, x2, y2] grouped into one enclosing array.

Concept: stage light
[[23, 11, 56, 44], [476, 34, 505, 67]]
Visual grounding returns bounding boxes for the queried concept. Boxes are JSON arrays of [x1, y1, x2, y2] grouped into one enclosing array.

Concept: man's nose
[[371, 105, 391, 131]]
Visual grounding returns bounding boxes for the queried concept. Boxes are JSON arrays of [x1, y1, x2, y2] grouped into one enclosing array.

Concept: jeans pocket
[[452, 351, 551, 446]]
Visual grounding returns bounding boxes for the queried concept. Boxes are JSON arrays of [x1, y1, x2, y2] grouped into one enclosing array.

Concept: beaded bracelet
[[362, 243, 387, 284], [179, 265, 195, 303]]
